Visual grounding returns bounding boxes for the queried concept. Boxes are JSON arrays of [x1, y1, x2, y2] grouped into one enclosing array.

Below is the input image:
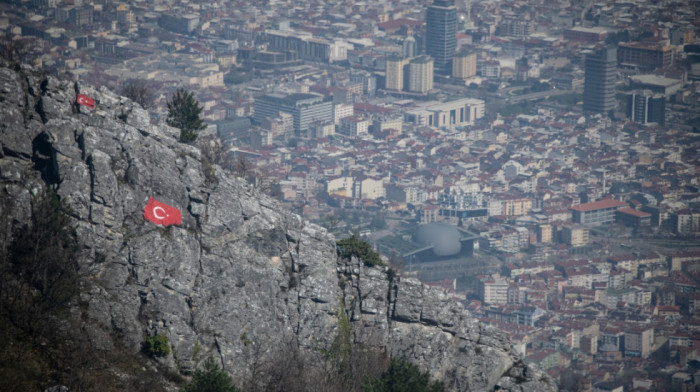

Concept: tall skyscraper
[[408, 55, 434, 94], [426, 0, 457, 76], [583, 46, 617, 114]]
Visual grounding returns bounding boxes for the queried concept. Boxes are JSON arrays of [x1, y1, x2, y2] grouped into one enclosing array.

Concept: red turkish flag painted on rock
[[143, 197, 182, 226], [76, 93, 95, 109]]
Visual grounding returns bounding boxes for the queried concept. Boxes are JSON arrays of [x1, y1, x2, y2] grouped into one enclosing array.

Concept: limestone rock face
[[0, 62, 556, 392]]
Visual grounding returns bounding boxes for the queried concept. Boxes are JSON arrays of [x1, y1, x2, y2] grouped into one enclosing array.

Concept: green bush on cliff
[[362, 357, 445, 392], [336, 235, 385, 267], [143, 334, 171, 358], [181, 357, 240, 392]]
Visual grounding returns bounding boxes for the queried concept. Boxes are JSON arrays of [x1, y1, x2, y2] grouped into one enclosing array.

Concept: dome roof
[[412, 222, 462, 256]]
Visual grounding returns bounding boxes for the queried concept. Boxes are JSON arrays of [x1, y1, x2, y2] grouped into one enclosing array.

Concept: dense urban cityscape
[[2, 0, 700, 390]]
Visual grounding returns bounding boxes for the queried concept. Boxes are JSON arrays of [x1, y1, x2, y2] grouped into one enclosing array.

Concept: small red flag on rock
[[143, 197, 182, 226], [76, 93, 95, 109]]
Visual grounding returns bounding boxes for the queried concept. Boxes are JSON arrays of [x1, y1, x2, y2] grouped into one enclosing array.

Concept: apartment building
[[624, 327, 654, 358], [408, 55, 434, 94], [478, 275, 509, 304], [452, 51, 477, 80], [571, 199, 627, 226], [619, 42, 675, 70], [559, 225, 590, 248], [254, 93, 333, 132]]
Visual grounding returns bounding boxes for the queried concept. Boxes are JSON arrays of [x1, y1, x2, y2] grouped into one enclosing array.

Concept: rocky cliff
[[0, 62, 556, 392]]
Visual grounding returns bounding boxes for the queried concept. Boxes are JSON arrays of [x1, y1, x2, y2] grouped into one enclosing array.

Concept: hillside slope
[[0, 62, 555, 392]]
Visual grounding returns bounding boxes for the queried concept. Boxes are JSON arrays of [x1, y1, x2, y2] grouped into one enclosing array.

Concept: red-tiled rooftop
[[571, 199, 627, 212], [617, 208, 651, 217]]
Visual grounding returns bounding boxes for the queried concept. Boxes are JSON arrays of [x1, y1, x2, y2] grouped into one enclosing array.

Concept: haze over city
[[2, 0, 700, 391]]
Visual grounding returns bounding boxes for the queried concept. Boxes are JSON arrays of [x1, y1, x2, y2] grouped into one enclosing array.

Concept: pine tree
[[362, 358, 445, 392], [181, 357, 240, 392], [166, 88, 206, 143]]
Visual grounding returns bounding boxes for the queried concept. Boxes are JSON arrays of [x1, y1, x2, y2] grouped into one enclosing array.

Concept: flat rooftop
[[630, 74, 682, 87]]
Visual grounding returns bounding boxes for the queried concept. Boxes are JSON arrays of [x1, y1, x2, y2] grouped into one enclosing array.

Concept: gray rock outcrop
[[0, 62, 556, 392]]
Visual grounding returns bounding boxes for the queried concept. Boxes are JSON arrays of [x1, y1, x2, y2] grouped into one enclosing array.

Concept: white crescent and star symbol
[[153, 206, 167, 220], [144, 197, 181, 226]]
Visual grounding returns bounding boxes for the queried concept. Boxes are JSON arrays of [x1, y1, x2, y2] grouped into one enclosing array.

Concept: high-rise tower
[[408, 55, 434, 94], [385, 56, 410, 91], [426, 0, 457, 76], [583, 46, 617, 114]]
